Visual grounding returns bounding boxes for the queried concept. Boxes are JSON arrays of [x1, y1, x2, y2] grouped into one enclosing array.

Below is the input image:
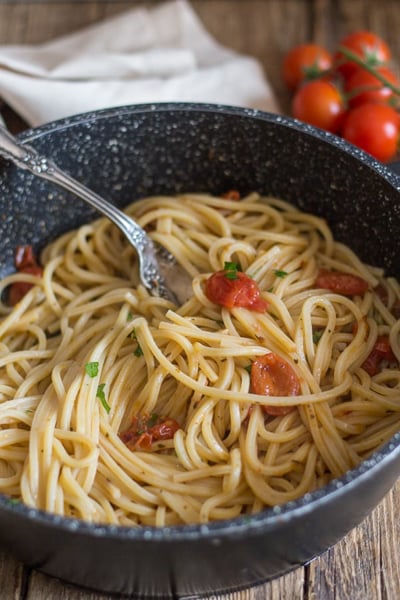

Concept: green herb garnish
[[127, 311, 133, 321], [146, 413, 159, 428], [85, 361, 99, 377], [96, 383, 111, 413], [273, 269, 288, 278], [223, 261, 241, 280], [244, 364, 252, 373], [129, 328, 144, 356], [313, 330, 323, 344], [134, 344, 144, 357]]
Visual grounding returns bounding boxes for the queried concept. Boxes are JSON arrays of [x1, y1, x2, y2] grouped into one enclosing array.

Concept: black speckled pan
[[0, 103, 399, 598]]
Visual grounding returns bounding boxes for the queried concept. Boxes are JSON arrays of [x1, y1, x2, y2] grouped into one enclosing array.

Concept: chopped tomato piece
[[8, 245, 43, 306], [315, 268, 368, 296], [221, 190, 241, 201], [8, 266, 43, 306], [150, 419, 181, 441], [130, 431, 153, 451], [120, 414, 180, 451], [362, 336, 397, 376], [15, 245, 37, 270], [374, 284, 388, 305], [250, 353, 300, 416], [205, 270, 268, 312]]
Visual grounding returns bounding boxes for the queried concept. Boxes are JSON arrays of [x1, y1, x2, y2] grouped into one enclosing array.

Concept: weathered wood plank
[[0, 549, 25, 600], [306, 479, 400, 600], [334, 0, 400, 62], [27, 570, 116, 599], [192, 0, 310, 112], [378, 482, 400, 599]]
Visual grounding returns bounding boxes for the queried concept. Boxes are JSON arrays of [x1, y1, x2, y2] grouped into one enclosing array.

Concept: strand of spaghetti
[[0, 283, 43, 325], [0, 349, 54, 368], [133, 314, 353, 406], [161, 312, 265, 347], [100, 431, 223, 497], [243, 436, 319, 506]]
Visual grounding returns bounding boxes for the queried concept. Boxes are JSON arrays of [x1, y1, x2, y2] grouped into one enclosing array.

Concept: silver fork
[[0, 125, 193, 305]]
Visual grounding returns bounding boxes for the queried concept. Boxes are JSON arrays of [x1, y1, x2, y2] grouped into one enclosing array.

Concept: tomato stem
[[338, 46, 400, 97], [344, 83, 397, 104]]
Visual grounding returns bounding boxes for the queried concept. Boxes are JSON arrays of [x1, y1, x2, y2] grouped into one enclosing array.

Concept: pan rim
[[1, 101, 399, 542], [17, 101, 400, 191]]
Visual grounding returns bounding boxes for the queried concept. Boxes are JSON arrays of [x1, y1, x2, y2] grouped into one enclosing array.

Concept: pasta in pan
[[0, 192, 399, 526]]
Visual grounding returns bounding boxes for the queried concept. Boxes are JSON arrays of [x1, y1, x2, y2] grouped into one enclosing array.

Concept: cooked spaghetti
[[0, 192, 399, 526]]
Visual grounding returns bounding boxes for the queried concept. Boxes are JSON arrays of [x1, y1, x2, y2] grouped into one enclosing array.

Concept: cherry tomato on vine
[[342, 103, 400, 162], [292, 80, 346, 133], [345, 65, 399, 108], [334, 31, 391, 80], [282, 43, 333, 90]]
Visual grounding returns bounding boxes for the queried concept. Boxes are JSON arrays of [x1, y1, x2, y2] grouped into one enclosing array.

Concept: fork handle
[[0, 125, 173, 298], [0, 125, 147, 245]]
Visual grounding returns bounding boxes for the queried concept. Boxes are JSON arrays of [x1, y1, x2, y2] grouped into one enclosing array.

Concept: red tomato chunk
[[221, 190, 241, 201], [120, 414, 180, 451], [315, 268, 368, 296], [362, 336, 397, 376], [250, 353, 300, 416], [205, 270, 268, 312], [8, 245, 43, 306]]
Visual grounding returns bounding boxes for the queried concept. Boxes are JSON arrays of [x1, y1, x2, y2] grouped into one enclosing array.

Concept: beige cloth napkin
[[0, 0, 279, 127]]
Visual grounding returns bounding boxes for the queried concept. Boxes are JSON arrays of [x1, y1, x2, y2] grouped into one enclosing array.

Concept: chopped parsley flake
[[244, 364, 252, 373], [96, 383, 110, 413], [313, 330, 323, 344], [146, 413, 159, 428], [223, 261, 241, 280], [85, 361, 99, 377], [273, 269, 289, 278], [134, 344, 144, 357], [127, 311, 133, 321], [129, 328, 143, 356]]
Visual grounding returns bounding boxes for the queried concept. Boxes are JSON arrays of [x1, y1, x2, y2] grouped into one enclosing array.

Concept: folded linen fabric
[[0, 0, 279, 127]]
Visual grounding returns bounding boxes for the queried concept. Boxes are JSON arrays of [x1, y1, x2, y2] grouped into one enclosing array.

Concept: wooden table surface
[[1, 1, 400, 598]]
